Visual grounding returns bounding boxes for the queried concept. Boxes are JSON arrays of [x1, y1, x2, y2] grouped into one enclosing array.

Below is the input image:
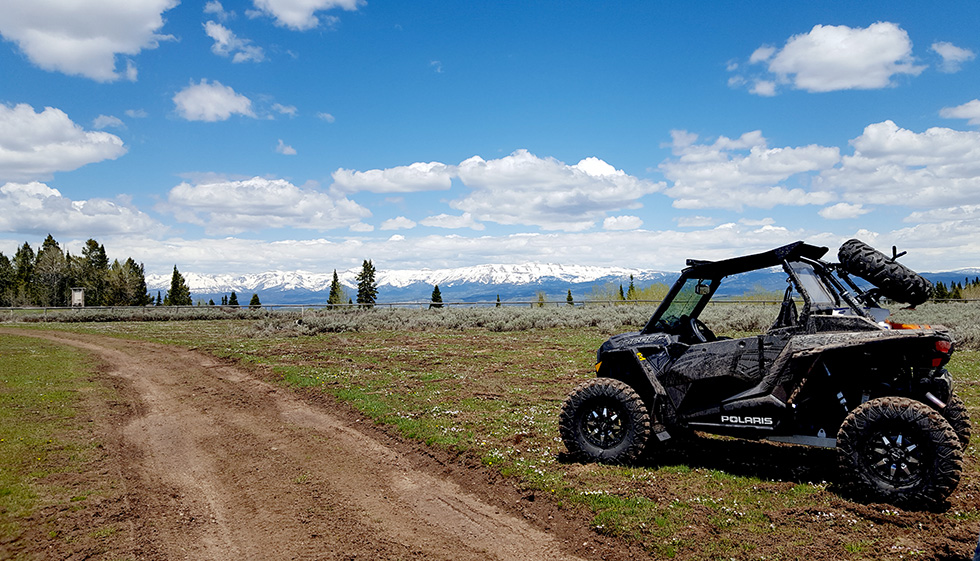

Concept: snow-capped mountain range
[[145, 263, 980, 304], [145, 263, 673, 304]]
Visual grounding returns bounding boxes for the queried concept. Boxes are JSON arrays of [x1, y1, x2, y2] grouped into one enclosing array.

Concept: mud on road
[[2, 329, 637, 561]]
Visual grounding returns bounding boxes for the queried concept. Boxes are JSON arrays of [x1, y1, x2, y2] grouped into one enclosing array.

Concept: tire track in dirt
[[6, 329, 591, 561]]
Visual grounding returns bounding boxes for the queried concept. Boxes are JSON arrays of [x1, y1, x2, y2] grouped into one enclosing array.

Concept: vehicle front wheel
[[559, 378, 650, 464], [837, 397, 963, 509]]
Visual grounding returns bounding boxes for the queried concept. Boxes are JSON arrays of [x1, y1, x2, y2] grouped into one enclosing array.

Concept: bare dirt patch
[[1, 328, 640, 561]]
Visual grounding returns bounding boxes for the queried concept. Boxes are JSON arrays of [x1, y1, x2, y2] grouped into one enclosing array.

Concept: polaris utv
[[559, 239, 970, 508]]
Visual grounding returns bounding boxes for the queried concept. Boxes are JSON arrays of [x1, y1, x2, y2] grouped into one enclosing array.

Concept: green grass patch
[[0, 334, 103, 540]]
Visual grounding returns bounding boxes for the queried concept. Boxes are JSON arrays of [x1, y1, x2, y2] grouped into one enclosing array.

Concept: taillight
[[933, 340, 952, 367]]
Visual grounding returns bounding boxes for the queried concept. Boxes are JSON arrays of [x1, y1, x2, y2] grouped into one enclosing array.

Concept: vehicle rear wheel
[[837, 397, 962, 509], [837, 239, 933, 306], [559, 378, 650, 464]]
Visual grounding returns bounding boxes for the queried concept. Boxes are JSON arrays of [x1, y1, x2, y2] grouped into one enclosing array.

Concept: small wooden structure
[[71, 287, 85, 307]]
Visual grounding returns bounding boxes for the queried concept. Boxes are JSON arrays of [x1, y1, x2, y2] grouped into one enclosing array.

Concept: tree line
[[0, 235, 151, 307], [934, 277, 980, 300]]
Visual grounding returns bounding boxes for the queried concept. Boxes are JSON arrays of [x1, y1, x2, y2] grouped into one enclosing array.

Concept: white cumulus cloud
[[940, 99, 980, 126], [0, 0, 177, 82], [0, 103, 127, 182], [0, 181, 163, 236], [602, 216, 643, 230], [931, 41, 975, 73], [819, 120, 980, 207], [659, 130, 839, 210], [739, 22, 925, 95], [380, 216, 417, 231], [92, 115, 125, 130], [331, 162, 454, 193], [452, 150, 663, 232], [204, 21, 265, 63], [250, 0, 363, 31], [275, 139, 297, 155], [164, 176, 371, 235], [818, 202, 871, 220], [419, 213, 485, 231], [173, 80, 255, 122]]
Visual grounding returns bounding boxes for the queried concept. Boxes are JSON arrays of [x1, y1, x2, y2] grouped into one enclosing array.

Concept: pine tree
[[355, 259, 378, 308], [626, 275, 637, 302], [165, 265, 192, 306], [228, 291, 239, 306], [156, 291, 162, 306], [0, 253, 15, 306], [327, 270, 344, 308], [221, 295, 228, 305], [34, 235, 68, 306], [126, 258, 152, 306], [208, 299, 215, 306], [80, 239, 109, 306], [951, 283, 963, 300], [429, 285, 443, 309], [249, 293, 261, 309], [566, 289, 574, 306], [495, 294, 501, 308], [536, 291, 546, 308], [618, 284, 626, 301], [12, 242, 35, 305]]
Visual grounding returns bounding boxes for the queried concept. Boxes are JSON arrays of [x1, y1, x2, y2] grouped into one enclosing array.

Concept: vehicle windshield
[[787, 261, 839, 309], [655, 277, 715, 330]]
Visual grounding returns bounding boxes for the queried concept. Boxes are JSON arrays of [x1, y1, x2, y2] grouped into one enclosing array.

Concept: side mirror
[[695, 281, 710, 295]]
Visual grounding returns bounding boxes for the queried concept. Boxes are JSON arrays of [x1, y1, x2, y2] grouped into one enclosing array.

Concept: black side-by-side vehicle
[[559, 239, 970, 508]]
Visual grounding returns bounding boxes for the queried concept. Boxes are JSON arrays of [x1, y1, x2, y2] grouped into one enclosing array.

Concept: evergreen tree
[[228, 291, 239, 306], [165, 265, 192, 306], [221, 295, 228, 305], [208, 299, 215, 306], [536, 291, 546, 308], [12, 242, 35, 305], [156, 291, 163, 306], [126, 258, 152, 306], [105, 259, 128, 305], [0, 253, 14, 306], [33, 235, 68, 306], [249, 293, 261, 309], [626, 274, 637, 302], [934, 281, 949, 300], [355, 259, 378, 308], [429, 284, 443, 309], [951, 283, 963, 300], [618, 284, 626, 301], [495, 294, 501, 308], [566, 289, 574, 306], [80, 239, 109, 306], [327, 269, 344, 308]]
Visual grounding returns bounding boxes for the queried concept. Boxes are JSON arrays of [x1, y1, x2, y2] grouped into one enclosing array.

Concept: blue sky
[[2, 1, 980, 276]]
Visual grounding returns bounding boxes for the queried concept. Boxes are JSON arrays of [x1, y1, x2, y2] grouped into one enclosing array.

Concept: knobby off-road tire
[[559, 378, 650, 464], [940, 394, 972, 449], [837, 396, 963, 509], [837, 239, 933, 306]]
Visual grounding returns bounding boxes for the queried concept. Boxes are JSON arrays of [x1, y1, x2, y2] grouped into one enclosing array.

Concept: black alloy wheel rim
[[867, 429, 925, 486], [581, 399, 626, 449]]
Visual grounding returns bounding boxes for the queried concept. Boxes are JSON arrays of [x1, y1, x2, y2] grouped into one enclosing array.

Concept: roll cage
[[641, 241, 880, 337]]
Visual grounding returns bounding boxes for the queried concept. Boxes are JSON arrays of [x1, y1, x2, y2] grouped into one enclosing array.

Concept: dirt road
[[4, 329, 627, 560]]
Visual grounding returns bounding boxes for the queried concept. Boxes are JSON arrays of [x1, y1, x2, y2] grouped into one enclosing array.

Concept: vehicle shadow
[[641, 433, 840, 486]]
